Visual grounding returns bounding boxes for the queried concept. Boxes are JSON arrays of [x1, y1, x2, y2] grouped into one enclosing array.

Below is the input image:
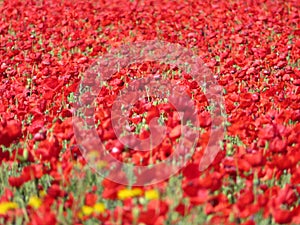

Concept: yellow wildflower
[[81, 205, 94, 216], [145, 189, 159, 200], [117, 188, 143, 200], [39, 190, 46, 197], [93, 202, 105, 213], [0, 202, 18, 215], [86, 151, 100, 159], [78, 212, 83, 219], [80, 202, 105, 217], [28, 196, 42, 209], [96, 160, 108, 169]]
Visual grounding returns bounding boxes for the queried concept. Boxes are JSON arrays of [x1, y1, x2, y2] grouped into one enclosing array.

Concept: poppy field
[[0, 0, 300, 224]]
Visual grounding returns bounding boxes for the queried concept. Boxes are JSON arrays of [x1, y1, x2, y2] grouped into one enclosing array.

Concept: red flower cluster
[[0, 0, 300, 224]]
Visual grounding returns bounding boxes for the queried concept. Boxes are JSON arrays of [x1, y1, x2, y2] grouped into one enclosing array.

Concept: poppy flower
[[1, 0, 300, 223], [0, 119, 22, 147]]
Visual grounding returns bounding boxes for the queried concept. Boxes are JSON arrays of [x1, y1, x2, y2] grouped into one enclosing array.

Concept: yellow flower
[[117, 188, 143, 200], [39, 190, 46, 197], [80, 202, 105, 217], [93, 202, 105, 213], [145, 189, 159, 200], [86, 151, 100, 159], [78, 212, 83, 219], [28, 196, 42, 209], [0, 202, 18, 215], [81, 205, 94, 216], [96, 160, 108, 169]]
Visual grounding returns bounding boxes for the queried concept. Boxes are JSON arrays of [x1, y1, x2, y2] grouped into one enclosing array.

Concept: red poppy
[[0, 119, 22, 147]]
